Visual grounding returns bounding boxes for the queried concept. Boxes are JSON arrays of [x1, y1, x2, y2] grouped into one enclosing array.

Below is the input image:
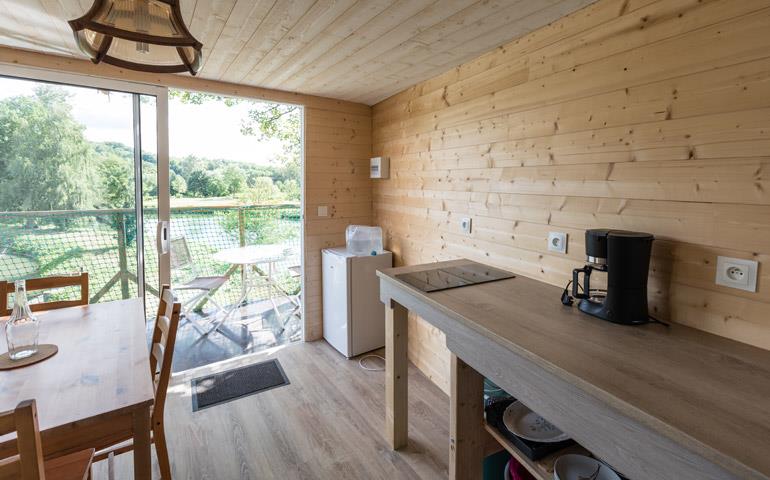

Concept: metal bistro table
[[0, 298, 154, 479], [210, 244, 293, 332]]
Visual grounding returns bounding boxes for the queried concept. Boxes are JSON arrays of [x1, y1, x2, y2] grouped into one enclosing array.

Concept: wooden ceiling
[[0, 0, 596, 105]]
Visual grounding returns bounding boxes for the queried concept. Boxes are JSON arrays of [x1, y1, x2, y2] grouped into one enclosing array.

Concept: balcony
[[0, 203, 302, 371]]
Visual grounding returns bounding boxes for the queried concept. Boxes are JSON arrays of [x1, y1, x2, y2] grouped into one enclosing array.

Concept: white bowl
[[553, 454, 621, 480]]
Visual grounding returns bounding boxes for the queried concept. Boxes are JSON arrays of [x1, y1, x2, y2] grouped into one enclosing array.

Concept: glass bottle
[[5, 280, 39, 360]]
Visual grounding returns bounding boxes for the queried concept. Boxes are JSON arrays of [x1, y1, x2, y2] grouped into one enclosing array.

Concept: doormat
[[191, 358, 290, 411]]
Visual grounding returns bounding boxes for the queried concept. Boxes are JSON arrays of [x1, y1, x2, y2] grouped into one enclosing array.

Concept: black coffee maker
[[568, 229, 654, 325]]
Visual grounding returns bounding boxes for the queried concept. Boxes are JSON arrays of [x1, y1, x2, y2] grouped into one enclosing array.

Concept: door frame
[[0, 64, 172, 296]]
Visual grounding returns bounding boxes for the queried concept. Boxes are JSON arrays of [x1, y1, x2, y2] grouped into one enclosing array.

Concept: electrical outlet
[[715, 256, 758, 292], [317, 205, 328, 217], [460, 217, 472, 234], [547, 232, 567, 254], [547, 232, 567, 253]]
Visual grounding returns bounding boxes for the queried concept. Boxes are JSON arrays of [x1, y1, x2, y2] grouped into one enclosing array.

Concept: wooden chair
[[1, 273, 89, 316], [0, 399, 94, 480], [94, 285, 181, 480]]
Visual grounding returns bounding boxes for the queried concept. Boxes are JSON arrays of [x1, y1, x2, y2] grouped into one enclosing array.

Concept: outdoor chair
[[0, 273, 89, 316], [169, 236, 228, 334], [281, 265, 302, 340]]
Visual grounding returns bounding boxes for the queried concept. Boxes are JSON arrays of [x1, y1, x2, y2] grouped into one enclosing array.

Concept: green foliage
[[277, 178, 300, 201], [168, 89, 301, 198], [186, 169, 228, 197], [239, 177, 285, 204], [220, 165, 246, 195], [98, 155, 134, 208], [0, 87, 300, 219], [168, 90, 240, 107], [221, 207, 300, 245], [0, 86, 98, 216], [170, 172, 187, 195]]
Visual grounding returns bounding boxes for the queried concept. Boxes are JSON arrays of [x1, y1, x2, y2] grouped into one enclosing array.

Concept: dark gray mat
[[191, 358, 290, 411]]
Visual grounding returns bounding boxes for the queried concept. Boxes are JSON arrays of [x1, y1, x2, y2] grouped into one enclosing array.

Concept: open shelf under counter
[[483, 421, 592, 480], [380, 259, 770, 478]]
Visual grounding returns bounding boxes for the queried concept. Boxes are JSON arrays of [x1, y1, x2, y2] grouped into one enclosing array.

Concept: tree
[[97, 154, 138, 244], [239, 177, 284, 204], [277, 178, 300, 201], [0, 86, 98, 214], [168, 90, 301, 192], [170, 172, 188, 196], [186, 169, 228, 197], [98, 155, 134, 208], [221, 165, 246, 195]]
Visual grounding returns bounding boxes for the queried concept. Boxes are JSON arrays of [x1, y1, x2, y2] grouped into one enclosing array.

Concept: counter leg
[[450, 354, 485, 480], [386, 300, 408, 450]]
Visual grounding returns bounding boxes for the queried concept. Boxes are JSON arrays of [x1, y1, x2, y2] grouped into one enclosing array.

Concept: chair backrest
[[150, 285, 181, 424], [169, 237, 193, 271], [0, 400, 45, 480], [1, 273, 89, 316]]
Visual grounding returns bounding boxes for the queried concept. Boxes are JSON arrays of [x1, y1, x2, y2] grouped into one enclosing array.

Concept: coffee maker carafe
[[568, 229, 654, 325]]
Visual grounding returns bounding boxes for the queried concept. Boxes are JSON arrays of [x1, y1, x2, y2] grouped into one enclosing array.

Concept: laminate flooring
[[93, 340, 450, 479]]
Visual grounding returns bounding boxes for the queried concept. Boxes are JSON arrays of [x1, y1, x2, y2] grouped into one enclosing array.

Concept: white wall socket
[[460, 217, 472, 234], [715, 256, 758, 292], [317, 205, 328, 217], [547, 232, 567, 254]]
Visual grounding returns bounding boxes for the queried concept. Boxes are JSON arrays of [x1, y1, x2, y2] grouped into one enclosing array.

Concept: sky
[[0, 76, 286, 164]]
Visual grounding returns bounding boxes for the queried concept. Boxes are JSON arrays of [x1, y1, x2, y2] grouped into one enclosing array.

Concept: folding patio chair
[[170, 236, 228, 334], [280, 265, 302, 339]]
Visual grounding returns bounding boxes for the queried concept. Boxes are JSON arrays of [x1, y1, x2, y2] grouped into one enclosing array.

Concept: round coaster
[[0, 344, 58, 370]]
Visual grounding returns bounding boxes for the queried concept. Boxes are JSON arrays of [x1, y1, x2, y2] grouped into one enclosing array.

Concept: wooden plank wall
[[304, 107, 372, 339], [0, 47, 372, 341], [372, 0, 770, 392]]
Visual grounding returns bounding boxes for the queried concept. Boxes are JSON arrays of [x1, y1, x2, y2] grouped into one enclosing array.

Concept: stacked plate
[[553, 454, 621, 480], [502, 401, 571, 444], [501, 402, 623, 480]]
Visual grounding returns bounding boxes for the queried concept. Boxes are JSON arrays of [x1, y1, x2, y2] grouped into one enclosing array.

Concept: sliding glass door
[[0, 66, 305, 369], [0, 66, 169, 317]]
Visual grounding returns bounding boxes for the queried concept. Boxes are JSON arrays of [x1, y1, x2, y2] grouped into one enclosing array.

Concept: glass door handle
[[157, 221, 169, 255]]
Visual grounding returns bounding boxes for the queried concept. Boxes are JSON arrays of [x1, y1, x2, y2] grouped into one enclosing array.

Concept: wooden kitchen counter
[[378, 259, 770, 480]]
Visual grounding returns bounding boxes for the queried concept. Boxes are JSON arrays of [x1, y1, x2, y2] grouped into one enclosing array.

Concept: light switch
[[317, 205, 328, 217], [460, 217, 472, 234]]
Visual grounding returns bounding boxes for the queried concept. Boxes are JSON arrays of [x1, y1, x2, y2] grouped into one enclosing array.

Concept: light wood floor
[[94, 340, 449, 479]]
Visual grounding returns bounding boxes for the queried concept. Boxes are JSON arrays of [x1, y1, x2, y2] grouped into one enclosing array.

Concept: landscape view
[[0, 81, 302, 314]]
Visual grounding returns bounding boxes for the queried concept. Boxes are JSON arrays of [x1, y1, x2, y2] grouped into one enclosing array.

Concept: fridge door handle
[[156, 221, 169, 255]]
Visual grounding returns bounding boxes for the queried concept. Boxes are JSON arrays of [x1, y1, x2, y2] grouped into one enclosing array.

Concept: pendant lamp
[[69, 0, 203, 75]]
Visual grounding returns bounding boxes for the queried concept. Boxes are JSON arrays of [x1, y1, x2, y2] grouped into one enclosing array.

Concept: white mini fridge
[[322, 247, 393, 358]]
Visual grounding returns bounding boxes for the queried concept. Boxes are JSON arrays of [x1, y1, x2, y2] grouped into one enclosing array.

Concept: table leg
[[240, 264, 247, 304], [268, 261, 281, 317], [449, 354, 485, 480], [132, 405, 152, 480], [386, 300, 408, 450]]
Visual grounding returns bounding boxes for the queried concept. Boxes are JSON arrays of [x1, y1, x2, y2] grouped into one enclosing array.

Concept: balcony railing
[[0, 204, 301, 313]]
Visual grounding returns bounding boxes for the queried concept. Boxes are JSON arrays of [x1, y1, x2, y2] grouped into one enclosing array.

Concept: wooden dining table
[[0, 298, 154, 479]]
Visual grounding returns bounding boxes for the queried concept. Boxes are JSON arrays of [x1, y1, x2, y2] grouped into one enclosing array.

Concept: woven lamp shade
[[69, 0, 203, 75]]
